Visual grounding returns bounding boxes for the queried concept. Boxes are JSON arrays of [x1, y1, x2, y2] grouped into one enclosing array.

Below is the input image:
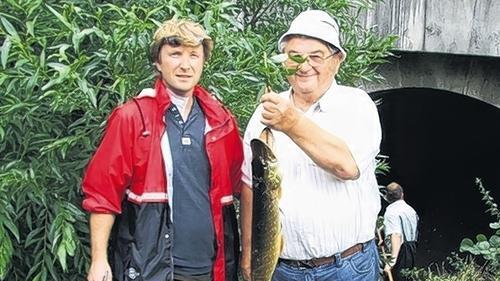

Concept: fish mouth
[[250, 138, 277, 162]]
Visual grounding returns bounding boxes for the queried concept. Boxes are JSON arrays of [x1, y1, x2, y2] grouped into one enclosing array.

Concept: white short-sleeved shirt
[[383, 200, 419, 244], [242, 81, 382, 259]]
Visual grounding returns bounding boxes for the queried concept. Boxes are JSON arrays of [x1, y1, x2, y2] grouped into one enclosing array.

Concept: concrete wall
[[356, 0, 500, 57], [361, 51, 500, 108]]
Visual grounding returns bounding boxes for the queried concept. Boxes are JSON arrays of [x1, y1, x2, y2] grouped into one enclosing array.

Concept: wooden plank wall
[[355, 0, 500, 57]]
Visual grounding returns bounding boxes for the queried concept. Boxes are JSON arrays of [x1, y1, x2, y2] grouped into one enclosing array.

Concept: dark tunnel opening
[[369, 87, 500, 266]]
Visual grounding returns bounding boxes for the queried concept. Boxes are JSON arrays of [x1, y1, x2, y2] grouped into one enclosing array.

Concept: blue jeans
[[272, 240, 380, 281]]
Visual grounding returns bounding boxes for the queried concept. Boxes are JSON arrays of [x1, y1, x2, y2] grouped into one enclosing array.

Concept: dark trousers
[[393, 241, 417, 281]]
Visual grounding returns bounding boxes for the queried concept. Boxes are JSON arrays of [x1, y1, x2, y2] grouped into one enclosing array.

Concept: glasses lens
[[308, 55, 324, 66]]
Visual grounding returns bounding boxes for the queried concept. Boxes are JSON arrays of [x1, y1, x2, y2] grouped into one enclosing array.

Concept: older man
[[240, 10, 382, 281], [82, 18, 243, 281]]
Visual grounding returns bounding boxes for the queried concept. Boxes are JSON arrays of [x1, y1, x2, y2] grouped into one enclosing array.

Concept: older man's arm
[[260, 92, 359, 180]]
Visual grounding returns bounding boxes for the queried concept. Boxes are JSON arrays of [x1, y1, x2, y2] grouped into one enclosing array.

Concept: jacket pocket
[[222, 204, 239, 281], [111, 201, 173, 281]]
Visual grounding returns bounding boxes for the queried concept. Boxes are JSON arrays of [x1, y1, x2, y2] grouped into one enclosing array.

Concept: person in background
[[240, 9, 382, 281], [383, 182, 419, 281], [82, 18, 243, 281]]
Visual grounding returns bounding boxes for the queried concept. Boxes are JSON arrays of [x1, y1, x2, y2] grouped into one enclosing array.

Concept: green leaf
[[476, 234, 488, 242], [460, 238, 475, 252], [289, 54, 307, 64], [46, 62, 70, 74], [72, 27, 99, 53], [284, 67, 299, 76], [1, 219, 20, 243], [202, 10, 213, 34], [1, 37, 11, 69], [77, 78, 97, 108], [220, 14, 243, 31], [56, 243, 67, 272], [0, 16, 20, 40], [490, 222, 500, 229], [45, 4, 73, 31], [477, 241, 490, 251], [26, 21, 35, 36], [24, 228, 44, 248], [0, 228, 14, 279], [489, 235, 500, 247]]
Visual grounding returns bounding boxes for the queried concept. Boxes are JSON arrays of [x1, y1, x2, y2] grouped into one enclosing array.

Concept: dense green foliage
[[408, 256, 500, 281], [460, 179, 500, 271], [0, 0, 396, 280]]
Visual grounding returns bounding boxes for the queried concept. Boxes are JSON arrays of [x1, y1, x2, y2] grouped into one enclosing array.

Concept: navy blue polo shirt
[[166, 99, 214, 276]]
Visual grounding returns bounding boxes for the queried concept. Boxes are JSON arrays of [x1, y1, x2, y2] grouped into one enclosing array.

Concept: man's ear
[[154, 62, 161, 72]]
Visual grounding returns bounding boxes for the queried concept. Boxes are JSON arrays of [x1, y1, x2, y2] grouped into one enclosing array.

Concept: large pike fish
[[251, 128, 282, 281]]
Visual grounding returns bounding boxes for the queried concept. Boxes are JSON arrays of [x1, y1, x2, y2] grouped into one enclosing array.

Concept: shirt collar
[[315, 80, 338, 113], [287, 79, 338, 114], [388, 199, 405, 208]]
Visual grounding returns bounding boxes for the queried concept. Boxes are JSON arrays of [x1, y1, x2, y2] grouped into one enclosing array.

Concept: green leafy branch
[[460, 178, 500, 270], [255, 52, 306, 100]]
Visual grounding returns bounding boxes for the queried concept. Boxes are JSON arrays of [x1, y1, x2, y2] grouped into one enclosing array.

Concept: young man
[[240, 10, 382, 281], [82, 19, 243, 281], [383, 182, 419, 281]]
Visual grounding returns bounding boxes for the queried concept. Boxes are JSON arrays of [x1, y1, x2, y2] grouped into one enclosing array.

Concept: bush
[[407, 256, 498, 281], [460, 178, 500, 272], [0, 0, 396, 279]]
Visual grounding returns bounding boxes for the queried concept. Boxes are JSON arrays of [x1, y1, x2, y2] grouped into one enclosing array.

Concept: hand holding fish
[[240, 253, 251, 281], [260, 91, 302, 133]]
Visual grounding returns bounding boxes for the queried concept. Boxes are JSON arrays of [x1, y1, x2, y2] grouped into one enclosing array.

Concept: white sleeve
[[241, 131, 253, 186], [344, 93, 382, 176], [384, 211, 402, 236]]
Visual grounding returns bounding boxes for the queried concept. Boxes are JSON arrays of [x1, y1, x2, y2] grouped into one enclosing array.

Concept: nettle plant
[[460, 178, 500, 270]]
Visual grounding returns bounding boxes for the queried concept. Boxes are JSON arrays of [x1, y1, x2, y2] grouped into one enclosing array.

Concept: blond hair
[[150, 18, 213, 62]]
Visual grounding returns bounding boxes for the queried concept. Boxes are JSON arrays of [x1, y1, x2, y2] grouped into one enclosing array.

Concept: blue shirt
[[167, 99, 214, 275]]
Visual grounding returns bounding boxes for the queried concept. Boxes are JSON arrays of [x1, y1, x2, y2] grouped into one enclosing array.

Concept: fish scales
[[250, 129, 282, 281]]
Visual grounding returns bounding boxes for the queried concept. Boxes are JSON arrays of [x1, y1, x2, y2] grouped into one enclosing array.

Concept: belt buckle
[[301, 259, 316, 268], [304, 257, 335, 268]]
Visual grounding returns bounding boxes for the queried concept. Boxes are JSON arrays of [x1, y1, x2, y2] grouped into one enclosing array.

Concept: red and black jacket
[[82, 79, 243, 281]]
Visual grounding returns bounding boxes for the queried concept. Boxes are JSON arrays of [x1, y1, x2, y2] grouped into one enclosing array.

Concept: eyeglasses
[[151, 36, 183, 61], [284, 51, 339, 67], [160, 36, 183, 47]]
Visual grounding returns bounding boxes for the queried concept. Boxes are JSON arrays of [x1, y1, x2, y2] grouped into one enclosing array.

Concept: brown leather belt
[[279, 240, 372, 268]]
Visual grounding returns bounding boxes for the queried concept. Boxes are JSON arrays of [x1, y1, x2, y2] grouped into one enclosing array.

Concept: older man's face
[[155, 43, 205, 96], [283, 37, 341, 98]]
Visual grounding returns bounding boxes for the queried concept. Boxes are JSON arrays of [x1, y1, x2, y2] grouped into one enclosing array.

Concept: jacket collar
[[137, 78, 231, 129]]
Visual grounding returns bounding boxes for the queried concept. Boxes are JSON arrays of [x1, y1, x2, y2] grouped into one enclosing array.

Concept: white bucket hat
[[278, 10, 347, 61]]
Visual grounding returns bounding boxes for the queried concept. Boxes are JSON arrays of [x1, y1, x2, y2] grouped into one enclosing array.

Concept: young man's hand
[[87, 260, 112, 281]]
